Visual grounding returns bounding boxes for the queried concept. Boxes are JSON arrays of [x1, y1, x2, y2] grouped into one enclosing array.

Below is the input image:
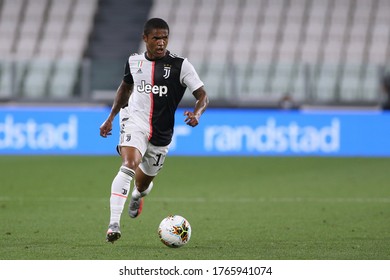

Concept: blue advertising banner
[[0, 107, 113, 155], [0, 107, 389, 156], [172, 108, 390, 156]]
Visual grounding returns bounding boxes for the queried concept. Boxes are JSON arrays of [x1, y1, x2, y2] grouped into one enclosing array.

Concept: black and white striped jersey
[[122, 50, 204, 146]]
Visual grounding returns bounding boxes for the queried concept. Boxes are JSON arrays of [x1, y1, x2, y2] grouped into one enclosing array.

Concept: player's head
[[143, 18, 169, 36], [143, 18, 169, 60]]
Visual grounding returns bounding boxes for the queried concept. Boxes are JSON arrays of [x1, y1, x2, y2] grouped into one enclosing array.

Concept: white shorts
[[118, 113, 169, 177]]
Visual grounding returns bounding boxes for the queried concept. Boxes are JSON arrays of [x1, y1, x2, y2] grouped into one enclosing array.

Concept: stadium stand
[[147, 0, 390, 106], [0, 0, 389, 107], [0, 0, 98, 100]]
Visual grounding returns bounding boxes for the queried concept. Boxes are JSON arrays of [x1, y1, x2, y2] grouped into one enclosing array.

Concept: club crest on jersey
[[137, 80, 168, 97], [163, 65, 171, 79]]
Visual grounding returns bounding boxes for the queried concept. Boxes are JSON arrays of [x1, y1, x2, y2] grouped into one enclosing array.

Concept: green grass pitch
[[0, 156, 389, 260]]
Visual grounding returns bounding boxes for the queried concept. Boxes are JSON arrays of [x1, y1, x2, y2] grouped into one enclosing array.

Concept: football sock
[[132, 181, 154, 199], [109, 166, 135, 225]]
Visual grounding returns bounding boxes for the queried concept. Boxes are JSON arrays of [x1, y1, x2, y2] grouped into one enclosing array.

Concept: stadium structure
[[0, 0, 389, 108]]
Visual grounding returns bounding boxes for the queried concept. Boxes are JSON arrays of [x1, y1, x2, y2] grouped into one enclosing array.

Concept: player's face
[[143, 28, 169, 60]]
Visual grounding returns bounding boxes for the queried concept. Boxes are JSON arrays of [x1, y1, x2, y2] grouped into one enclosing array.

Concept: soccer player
[[99, 18, 209, 243]]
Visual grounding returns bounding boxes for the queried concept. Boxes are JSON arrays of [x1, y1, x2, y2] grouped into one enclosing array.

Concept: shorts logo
[[137, 80, 168, 97], [126, 134, 131, 142], [163, 65, 171, 79]]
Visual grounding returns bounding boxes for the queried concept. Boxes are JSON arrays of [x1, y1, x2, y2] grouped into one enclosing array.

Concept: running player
[[99, 18, 209, 243]]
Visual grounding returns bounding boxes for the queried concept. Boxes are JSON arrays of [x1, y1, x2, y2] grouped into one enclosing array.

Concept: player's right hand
[[100, 120, 113, 137], [184, 111, 200, 127]]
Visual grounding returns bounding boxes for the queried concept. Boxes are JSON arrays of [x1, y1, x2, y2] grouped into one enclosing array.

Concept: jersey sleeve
[[123, 59, 134, 84], [180, 59, 204, 93]]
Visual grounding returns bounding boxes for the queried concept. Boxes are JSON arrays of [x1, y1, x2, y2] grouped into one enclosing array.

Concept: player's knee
[[122, 159, 140, 171], [121, 147, 142, 170]]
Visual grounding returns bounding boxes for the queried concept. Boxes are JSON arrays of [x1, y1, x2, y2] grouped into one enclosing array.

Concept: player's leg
[[128, 170, 154, 218], [106, 116, 148, 243], [106, 164, 134, 243], [107, 146, 142, 243], [129, 143, 169, 218]]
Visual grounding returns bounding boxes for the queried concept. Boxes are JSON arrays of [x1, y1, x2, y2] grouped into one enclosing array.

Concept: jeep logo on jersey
[[137, 80, 168, 97]]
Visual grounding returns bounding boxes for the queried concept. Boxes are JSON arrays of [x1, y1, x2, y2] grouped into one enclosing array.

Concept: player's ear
[[142, 34, 147, 43]]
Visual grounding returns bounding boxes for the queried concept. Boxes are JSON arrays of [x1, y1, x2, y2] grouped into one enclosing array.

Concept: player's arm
[[184, 86, 209, 127], [100, 58, 134, 137], [100, 81, 134, 137]]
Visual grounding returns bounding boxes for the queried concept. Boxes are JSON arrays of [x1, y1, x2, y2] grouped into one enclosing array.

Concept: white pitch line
[[0, 196, 389, 203], [151, 197, 390, 203]]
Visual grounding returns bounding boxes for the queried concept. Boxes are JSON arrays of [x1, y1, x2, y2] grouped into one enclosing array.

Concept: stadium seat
[[269, 63, 295, 94], [339, 64, 362, 101], [22, 59, 53, 98], [0, 60, 12, 98], [361, 65, 381, 101], [48, 59, 80, 99]]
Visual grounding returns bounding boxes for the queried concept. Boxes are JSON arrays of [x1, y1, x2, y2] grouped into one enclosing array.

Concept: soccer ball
[[158, 215, 191, 248]]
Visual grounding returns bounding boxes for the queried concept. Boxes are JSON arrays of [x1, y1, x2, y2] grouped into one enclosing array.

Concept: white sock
[[132, 181, 154, 199], [109, 166, 135, 225]]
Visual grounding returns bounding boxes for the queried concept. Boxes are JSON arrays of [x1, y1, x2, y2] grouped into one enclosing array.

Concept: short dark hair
[[143, 18, 169, 35]]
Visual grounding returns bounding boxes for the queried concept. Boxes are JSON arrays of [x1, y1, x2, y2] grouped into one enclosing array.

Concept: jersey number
[[153, 153, 164, 167]]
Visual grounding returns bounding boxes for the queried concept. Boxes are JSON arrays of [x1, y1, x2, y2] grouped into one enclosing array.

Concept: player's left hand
[[184, 111, 199, 127]]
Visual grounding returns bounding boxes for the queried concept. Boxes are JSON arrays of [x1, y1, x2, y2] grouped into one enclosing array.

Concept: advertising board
[[1, 107, 389, 156]]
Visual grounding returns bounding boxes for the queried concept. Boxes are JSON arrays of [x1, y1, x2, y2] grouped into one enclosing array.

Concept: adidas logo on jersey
[[137, 80, 167, 97]]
